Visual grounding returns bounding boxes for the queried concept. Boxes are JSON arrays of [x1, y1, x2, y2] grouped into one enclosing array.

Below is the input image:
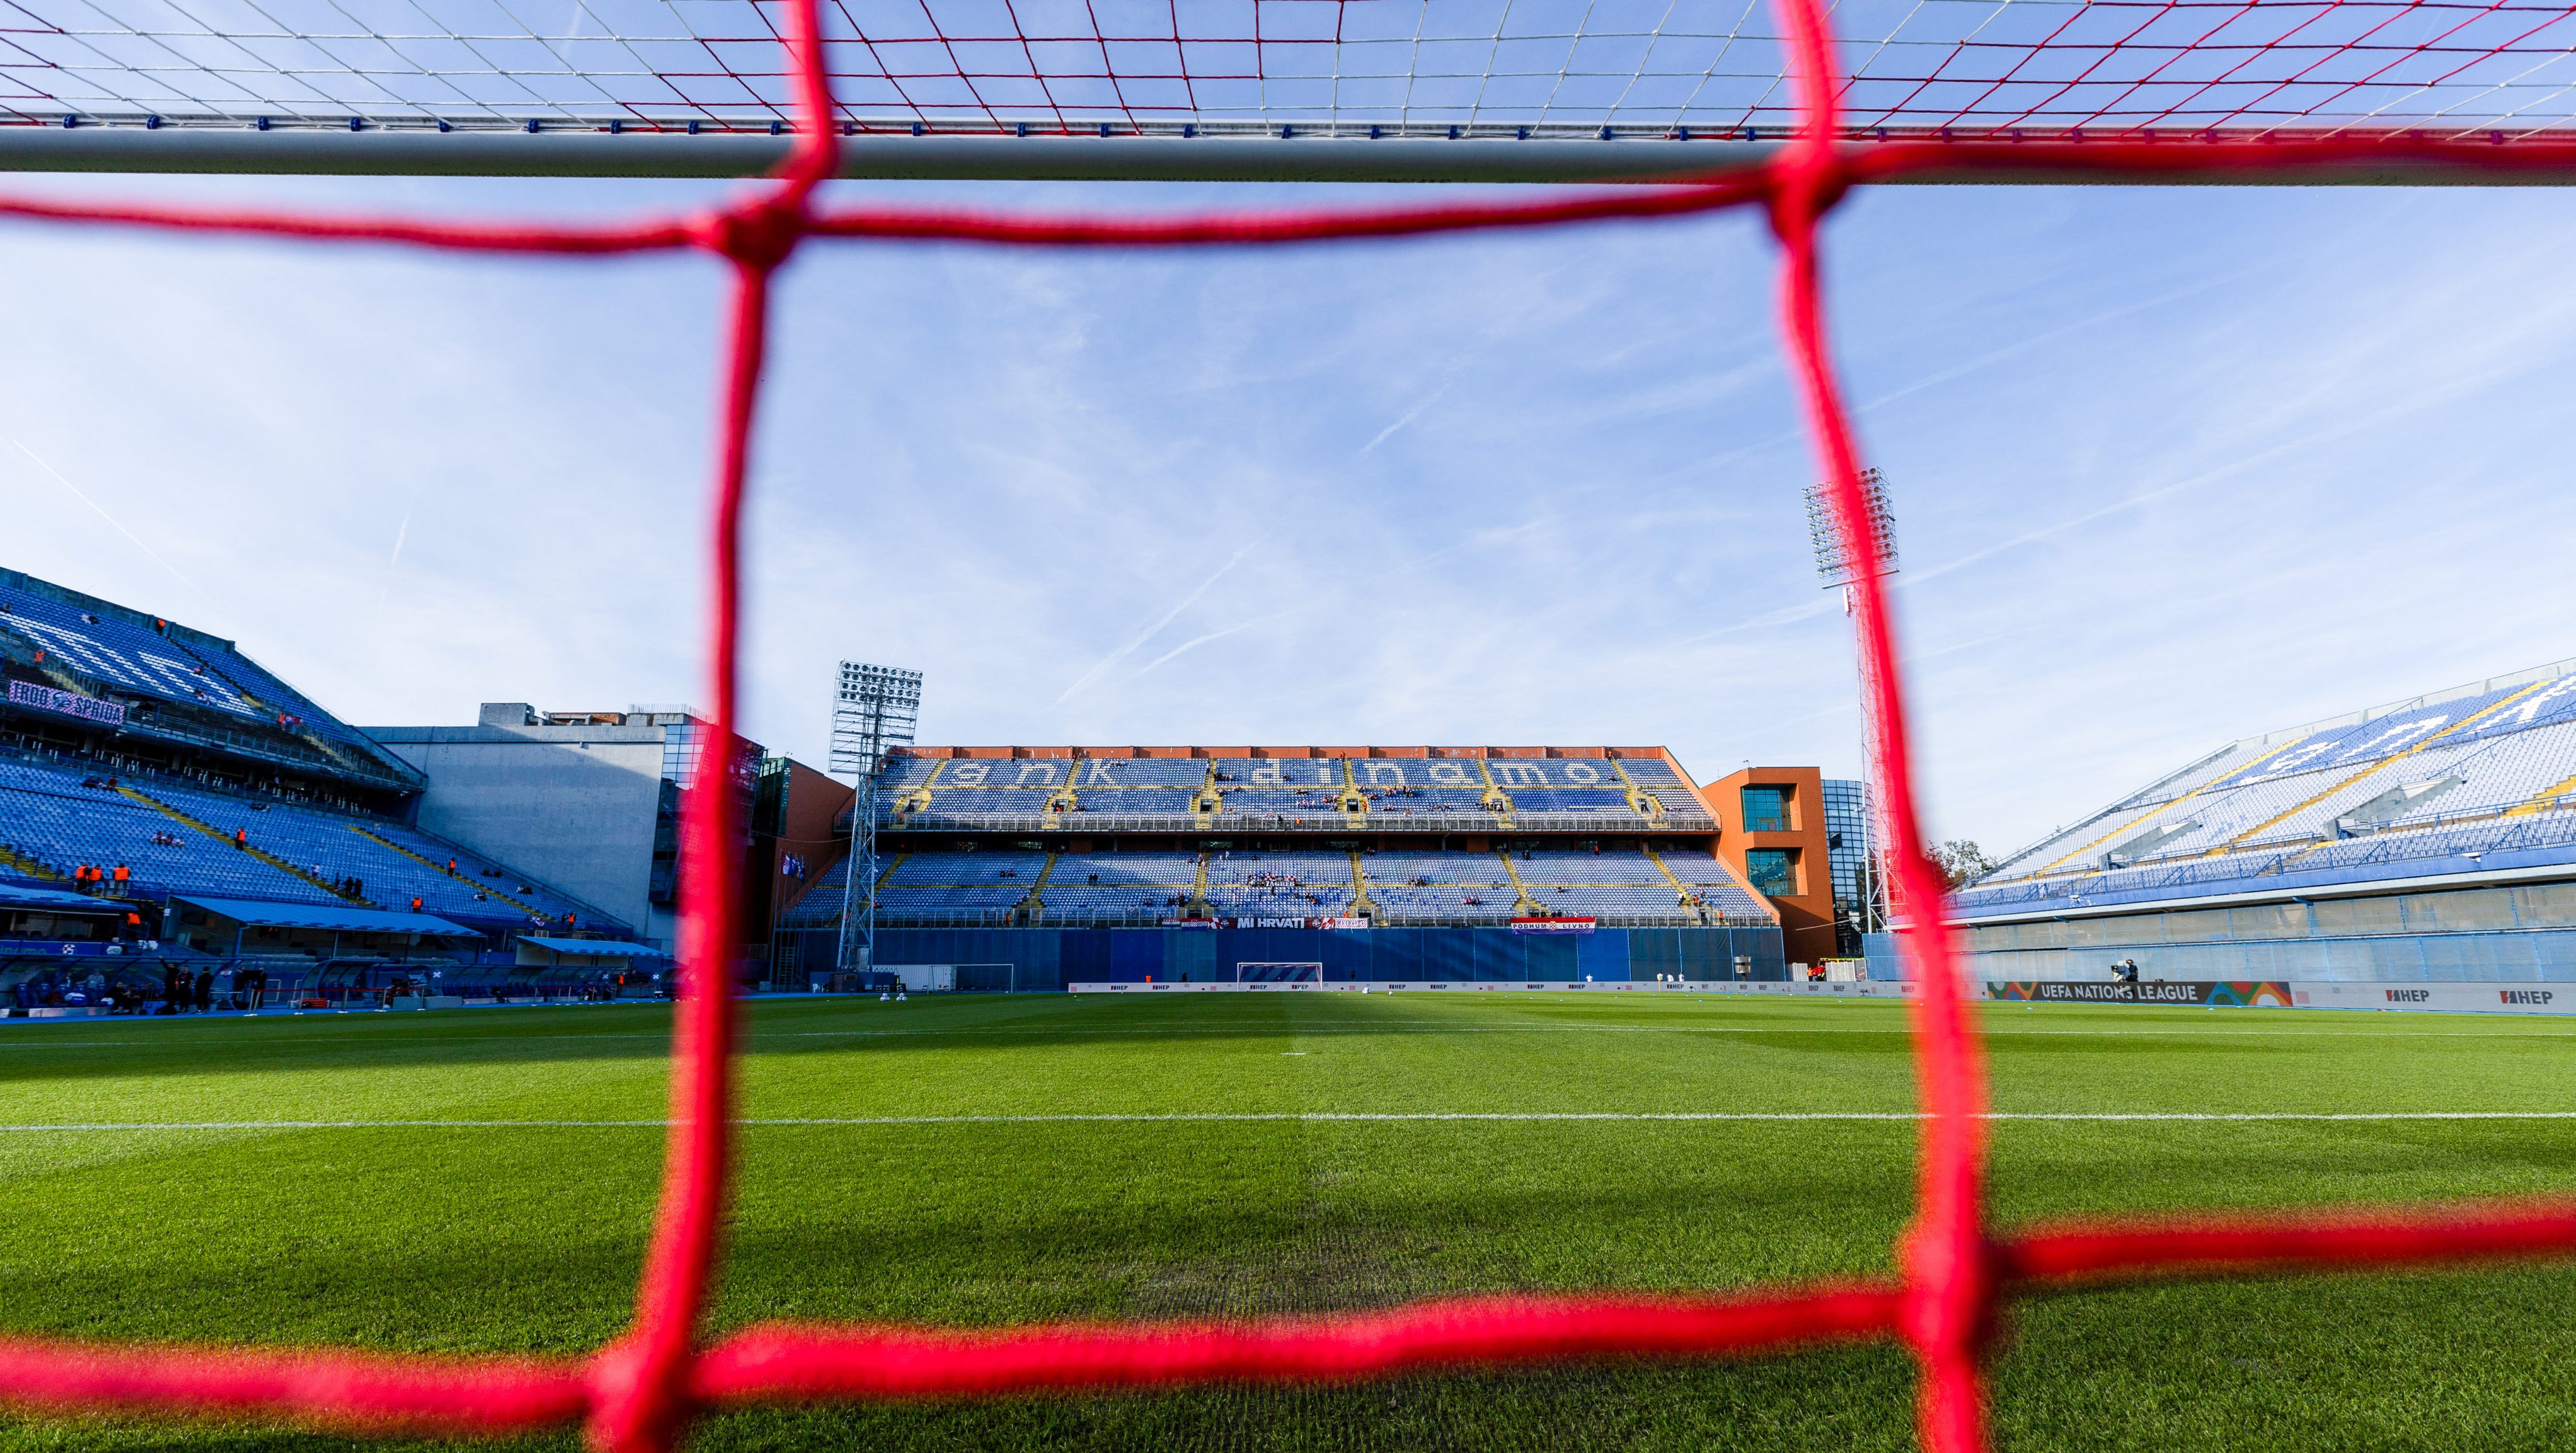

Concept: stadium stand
[[781, 747, 1784, 953], [777, 852, 856, 931], [1204, 851, 1359, 918], [1965, 660, 2576, 914], [1359, 851, 1520, 923], [1955, 659, 2576, 984], [0, 745, 610, 931], [1033, 852, 1202, 922], [0, 568, 418, 788], [1, 570, 637, 1002]]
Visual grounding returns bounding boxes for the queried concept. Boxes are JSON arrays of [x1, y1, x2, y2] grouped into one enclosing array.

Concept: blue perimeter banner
[[783, 924, 1786, 992]]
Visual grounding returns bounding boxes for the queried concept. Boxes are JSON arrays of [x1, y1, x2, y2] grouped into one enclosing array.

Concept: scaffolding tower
[[830, 661, 921, 976]]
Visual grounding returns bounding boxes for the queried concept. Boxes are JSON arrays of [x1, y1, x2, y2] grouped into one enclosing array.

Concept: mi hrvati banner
[[1219, 916, 1371, 930], [7, 679, 127, 726]]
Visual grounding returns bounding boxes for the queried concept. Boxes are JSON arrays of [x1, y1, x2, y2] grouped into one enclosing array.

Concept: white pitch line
[[8, 1111, 2576, 1132], [9, 1023, 2576, 1050]]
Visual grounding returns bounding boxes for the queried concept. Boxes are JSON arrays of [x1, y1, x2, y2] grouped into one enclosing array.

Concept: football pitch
[[4, 992, 2573, 1452]]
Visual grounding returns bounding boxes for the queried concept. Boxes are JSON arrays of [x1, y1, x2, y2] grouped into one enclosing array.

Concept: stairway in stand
[[1346, 851, 1377, 921], [1475, 759, 1515, 825], [350, 826, 549, 920], [1495, 851, 1542, 917], [1020, 851, 1061, 923], [1643, 846, 1712, 925], [0, 840, 69, 883]]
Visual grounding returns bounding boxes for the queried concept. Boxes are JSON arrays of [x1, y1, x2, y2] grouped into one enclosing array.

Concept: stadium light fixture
[[831, 662, 923, 978], [1804, 467, 1895, 589]]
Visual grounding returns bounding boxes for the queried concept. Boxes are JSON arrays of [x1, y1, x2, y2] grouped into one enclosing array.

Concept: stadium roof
[[0, 565, 425, 793], [900, 745, 1682, 761], [1957, 658, 2576, 921], [0, 882, 122, 912], [175, 897, 474, 936], [521, 937, 662, 958]]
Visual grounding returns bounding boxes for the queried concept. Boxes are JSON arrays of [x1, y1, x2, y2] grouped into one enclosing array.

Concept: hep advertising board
[[2289, 982, 2567, 1015]]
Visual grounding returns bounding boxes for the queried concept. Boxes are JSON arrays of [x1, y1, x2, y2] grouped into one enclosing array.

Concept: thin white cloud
[[4, 434, 198, 595], [1049, 547, 1251, 708]]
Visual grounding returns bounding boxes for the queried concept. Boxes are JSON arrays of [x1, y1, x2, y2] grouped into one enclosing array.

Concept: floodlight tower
[[830, 662, 923, 976], [1806, 468, 1895, 937]]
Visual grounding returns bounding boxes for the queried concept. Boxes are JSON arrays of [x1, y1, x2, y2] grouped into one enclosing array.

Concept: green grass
[[4, 992, 2574, 1451]]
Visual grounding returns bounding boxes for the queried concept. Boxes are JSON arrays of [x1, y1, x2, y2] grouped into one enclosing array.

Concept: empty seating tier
[[0, 747, 619, 932], [1964, 665, 2576, 916]]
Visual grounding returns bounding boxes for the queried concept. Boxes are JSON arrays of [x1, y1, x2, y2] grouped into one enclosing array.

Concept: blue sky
[[2, 171, 2572, 857]]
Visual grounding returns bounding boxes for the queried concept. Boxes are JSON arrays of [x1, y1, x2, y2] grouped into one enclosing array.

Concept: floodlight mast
[[829, 662, 922, 979], [1807, 469, 1895, 938]]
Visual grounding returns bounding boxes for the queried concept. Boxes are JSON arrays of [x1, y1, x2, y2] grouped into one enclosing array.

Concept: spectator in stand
[[410, 896, 424, 913], [233, 829, 247, 849]]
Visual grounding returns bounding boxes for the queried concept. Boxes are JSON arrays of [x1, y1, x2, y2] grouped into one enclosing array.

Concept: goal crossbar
[[11, 128, 2576, 184]]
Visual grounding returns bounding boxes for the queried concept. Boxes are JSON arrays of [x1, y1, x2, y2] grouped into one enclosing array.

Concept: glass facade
[[1740, 785, 1790, 832], [648, 716, 763, 910], [1746, 849, 1797, 896], [1821, 778, 1880, 956]]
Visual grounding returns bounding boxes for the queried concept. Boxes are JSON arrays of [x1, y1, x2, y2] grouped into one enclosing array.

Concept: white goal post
[[5, 0, 2573, 181]]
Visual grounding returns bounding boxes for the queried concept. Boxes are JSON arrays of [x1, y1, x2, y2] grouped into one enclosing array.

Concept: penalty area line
[[9, 1111, 2576, 1131]]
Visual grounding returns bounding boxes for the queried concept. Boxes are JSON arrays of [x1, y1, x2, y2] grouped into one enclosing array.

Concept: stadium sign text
[[7, 679, 125, 726], [1987, 980, 2294, 1008], [1510, 917, 1597, 935], [1214, 916, 1370, 930]]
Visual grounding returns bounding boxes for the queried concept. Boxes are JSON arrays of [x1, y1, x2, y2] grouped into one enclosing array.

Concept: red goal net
[[3, 3, 2575, 1452]]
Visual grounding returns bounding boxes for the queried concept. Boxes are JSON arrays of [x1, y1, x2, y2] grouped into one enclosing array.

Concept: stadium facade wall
[[779, 925, 1786, 992], [1705, 764, 1837, 963], [364, 710, 675, 948]]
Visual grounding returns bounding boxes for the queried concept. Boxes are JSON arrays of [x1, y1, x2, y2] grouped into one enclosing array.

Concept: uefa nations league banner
[[7, 679, 125, 726], [1988, 980, 2296, 1008], [1987, 980, 2568, 1014]]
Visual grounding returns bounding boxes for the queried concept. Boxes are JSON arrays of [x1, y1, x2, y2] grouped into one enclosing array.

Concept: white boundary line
[[12, 1023, 2576, 1048], [9, 1111, 2576, 1132]]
